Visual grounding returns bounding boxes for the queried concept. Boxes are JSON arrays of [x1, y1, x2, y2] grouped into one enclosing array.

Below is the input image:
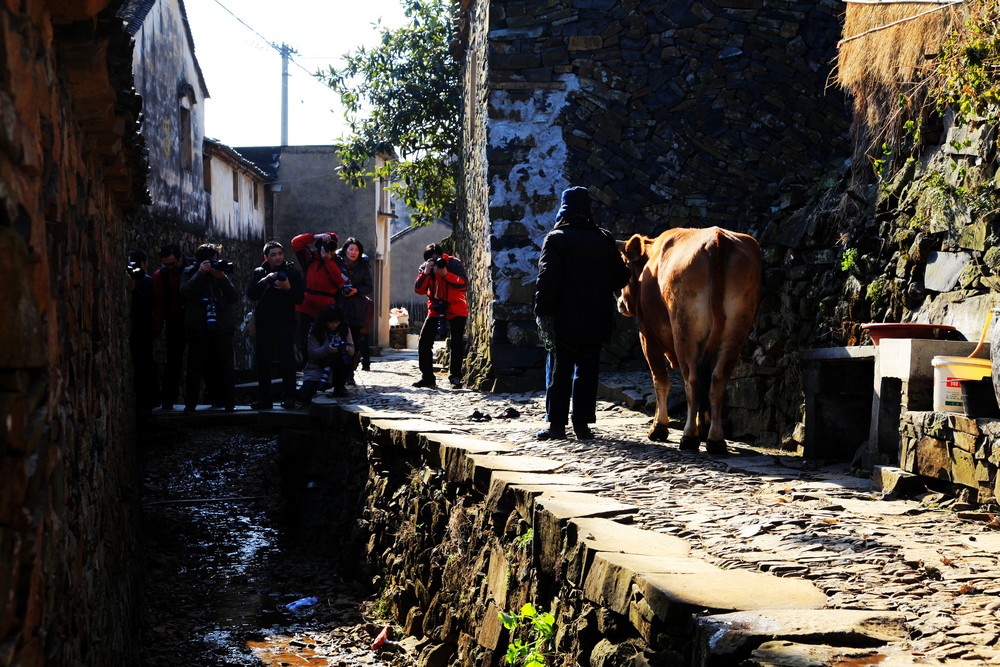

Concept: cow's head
[[617, 234, 650, 317]]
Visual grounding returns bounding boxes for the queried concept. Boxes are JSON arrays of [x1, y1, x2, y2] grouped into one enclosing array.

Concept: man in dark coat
[[534, 186, 630, 440], [180, 244, 239, 414], [247, 240, 305, 409]]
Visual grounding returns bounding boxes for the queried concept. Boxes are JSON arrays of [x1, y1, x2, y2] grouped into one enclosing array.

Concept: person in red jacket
[[291, 231, 345, 367], [413, 243, 468, 389]]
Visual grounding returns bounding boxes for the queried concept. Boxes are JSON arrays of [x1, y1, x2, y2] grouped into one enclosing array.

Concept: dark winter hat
[[557, 186, 591, 221]]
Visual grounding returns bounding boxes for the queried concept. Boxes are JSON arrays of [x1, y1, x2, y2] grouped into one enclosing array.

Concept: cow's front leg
[[641, 334, 671, 441]]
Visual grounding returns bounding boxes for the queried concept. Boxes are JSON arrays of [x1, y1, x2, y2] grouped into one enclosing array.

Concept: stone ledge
[[319, 401, 857, 664]]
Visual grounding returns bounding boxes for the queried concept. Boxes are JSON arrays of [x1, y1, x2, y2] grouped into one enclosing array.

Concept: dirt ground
[[138, 425, 417, 666]]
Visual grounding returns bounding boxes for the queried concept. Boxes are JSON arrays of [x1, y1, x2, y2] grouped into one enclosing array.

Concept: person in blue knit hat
[[534, 186, 630, 440]]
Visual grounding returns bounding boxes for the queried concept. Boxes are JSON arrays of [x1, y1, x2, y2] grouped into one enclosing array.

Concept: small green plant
[[841, 248, 859, 272], [499, 603, 555, 667], [866, 276, 886, 303], [514, 529, 533, 550]]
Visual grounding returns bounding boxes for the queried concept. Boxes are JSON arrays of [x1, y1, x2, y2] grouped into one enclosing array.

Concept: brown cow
[[617, 227, 761, 454]]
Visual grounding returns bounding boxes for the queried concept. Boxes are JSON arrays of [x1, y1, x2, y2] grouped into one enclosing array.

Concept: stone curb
[[318, 400, 921, 665]]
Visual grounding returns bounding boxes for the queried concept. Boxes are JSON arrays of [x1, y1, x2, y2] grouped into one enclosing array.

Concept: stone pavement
[[336, 348, 1000, 665]]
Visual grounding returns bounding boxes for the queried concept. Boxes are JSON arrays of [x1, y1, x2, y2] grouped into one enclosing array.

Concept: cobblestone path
[[349, 350, 1000, 665]]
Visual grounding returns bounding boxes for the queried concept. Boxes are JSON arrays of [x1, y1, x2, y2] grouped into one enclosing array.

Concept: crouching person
[[296, 304, 354, 404]]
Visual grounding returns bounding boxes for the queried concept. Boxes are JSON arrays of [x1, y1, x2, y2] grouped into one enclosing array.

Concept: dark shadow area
[[137, 425, 403, 666]]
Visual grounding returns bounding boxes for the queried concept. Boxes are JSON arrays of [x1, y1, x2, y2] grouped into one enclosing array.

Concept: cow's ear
[[624, 235, 645, 263]]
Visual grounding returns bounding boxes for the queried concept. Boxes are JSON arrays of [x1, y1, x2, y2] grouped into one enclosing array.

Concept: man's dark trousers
[[545, 340, 601, 427], [256, 322, 297, 402]]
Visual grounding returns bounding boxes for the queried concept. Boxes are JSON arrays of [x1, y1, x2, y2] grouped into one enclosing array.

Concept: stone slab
[[532, 491, 638, 521], [568, 517, 690, 558], [367, 418, 456, 451], [466, 453, 567, 492], [583, 551, 718, 615], [485, 471, 601, 516], [749, 640, 933, 667], [423, 432, 518, 473], [637, 569, 827, 620], [695, 609, 909, 662]]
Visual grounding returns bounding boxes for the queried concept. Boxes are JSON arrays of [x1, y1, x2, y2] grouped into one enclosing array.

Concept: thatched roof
[[837, 0, 962, 90], [836, 0, 966, 164]]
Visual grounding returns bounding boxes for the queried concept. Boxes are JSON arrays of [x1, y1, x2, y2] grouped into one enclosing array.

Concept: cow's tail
[[704, 229, 728, 360]]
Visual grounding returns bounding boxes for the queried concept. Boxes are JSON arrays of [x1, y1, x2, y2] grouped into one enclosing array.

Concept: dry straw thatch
[[836, 0, 966, 160], [837, 1, 962, 90]]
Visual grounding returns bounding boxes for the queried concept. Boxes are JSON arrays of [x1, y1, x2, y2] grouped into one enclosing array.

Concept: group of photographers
[[127, 232, 374, 414]]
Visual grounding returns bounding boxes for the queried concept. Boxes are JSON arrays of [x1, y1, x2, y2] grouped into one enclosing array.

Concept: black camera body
[[210, 259, 235, 273], [316, 239, 338, 253], [434, 257, 447, 269], [125, 261, 144, 279], [204, 297, 218, 330]]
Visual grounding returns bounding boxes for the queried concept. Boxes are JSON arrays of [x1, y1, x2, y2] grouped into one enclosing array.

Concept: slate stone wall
[[458, 0, 852, 396], [1, 2, 144, 664]]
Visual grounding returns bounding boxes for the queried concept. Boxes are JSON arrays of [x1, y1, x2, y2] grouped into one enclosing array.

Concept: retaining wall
[[303, 400, 912, 666]]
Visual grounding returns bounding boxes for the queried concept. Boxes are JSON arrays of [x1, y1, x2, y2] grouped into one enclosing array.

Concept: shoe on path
[[573, 422, 593, 439], [448, 376, 463, 389], [412, 377, 436, 388], [536, 425, 566, 440]]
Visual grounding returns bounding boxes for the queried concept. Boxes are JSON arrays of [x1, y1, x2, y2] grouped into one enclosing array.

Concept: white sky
[[184, 0, 408, 148]]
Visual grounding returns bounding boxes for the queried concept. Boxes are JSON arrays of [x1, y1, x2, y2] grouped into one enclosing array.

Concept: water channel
[[138, 424, 412, 666]]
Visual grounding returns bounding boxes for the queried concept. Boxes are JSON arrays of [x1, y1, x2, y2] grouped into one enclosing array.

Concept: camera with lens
[[275, 270, 287, 282], [316, 239, 338, 253], [434, 257, 447, 269], [203, 297, 218, 330], [125, 261, 144, 279], [430, 298, 448, 317], [209, 258, 235, 273]]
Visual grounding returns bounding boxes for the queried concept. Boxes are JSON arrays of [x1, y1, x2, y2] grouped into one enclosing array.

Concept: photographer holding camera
[[413, 243, 468, 389], [291, 231, 346, 368], [152, 243, 189, 410], [126, 249, 157, 416], [296, 304, 354, 404], [247, 240, 304, 410], [335, 237, 374, 376], [180, 243, 238, 414]]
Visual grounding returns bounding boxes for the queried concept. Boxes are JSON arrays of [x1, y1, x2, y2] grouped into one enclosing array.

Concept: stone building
[[454, 0, 853, 440], [1, 1, 149, 664]]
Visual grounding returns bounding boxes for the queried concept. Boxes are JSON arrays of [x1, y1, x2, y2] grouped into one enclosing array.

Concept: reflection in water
[[139, 426, 403, 666]]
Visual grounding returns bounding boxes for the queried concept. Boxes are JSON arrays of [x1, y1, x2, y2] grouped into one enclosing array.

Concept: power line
[[207, 0, 337, 82]]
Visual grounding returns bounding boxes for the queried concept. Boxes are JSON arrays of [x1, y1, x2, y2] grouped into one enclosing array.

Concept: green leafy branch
[[499, 603, 555, 667], [317, 0, 461, 226]]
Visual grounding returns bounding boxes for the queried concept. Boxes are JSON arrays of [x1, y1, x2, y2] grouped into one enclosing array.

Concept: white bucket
[[406, 334, 420, 350], [932, 356, 992, 413]]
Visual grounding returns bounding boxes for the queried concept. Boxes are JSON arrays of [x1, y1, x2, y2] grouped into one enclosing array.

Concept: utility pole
[[276, 42, 297, 146]]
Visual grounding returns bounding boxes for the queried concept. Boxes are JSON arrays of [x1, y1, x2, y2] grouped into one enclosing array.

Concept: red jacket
[[414, 253, 468, 319], [292, 233, 345, 318], [151, 263, 187, 334]]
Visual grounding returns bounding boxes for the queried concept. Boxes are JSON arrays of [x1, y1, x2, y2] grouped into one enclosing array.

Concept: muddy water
[[138, 426, 409, 666]]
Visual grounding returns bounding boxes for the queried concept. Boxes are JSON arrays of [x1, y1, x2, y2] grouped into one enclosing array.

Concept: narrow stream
[[138, 425, 408, 666]]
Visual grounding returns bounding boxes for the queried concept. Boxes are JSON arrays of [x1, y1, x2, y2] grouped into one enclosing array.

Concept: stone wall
[[299, 401, 907, 667], [1, 1, 146, 664], [898, 411, 1000, 505], [457, 0, 852, 395]]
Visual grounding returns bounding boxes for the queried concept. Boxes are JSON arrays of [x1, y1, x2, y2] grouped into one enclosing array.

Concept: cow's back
[[641, 226, 760, 361]]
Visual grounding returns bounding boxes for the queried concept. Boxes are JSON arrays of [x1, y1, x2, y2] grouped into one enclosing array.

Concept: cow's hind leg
[[705, 345, 741, 455]]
